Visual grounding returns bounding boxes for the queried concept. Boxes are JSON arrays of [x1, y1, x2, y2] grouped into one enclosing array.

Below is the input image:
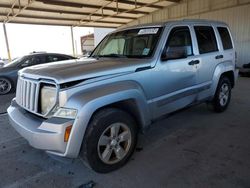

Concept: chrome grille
[[16, 77, 39, 113]]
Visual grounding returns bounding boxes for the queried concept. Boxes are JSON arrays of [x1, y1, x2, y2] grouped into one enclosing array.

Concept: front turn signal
[[64, 125, 72, 142]]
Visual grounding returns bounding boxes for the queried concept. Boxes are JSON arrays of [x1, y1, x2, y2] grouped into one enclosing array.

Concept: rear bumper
[[7, 99, 74, 155]]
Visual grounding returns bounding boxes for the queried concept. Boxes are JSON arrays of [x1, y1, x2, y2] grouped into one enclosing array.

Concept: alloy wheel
[[0, 78, 11, 95], [97, 122, 132, 164], [219, 83, 229, 106]]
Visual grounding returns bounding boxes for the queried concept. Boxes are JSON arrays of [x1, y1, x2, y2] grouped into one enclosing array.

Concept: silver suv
[[8, 20, 237, 173]]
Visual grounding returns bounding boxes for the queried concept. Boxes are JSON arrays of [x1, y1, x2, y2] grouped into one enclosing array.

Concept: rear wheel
[[0, 78, 12, 95], [210, 76, 232, 112], [80, 108, 137, 173]]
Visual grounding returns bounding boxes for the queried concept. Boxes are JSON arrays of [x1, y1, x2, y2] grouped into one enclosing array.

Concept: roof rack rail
[[30, 51, 47, 54], [182, 19, 210, 21]]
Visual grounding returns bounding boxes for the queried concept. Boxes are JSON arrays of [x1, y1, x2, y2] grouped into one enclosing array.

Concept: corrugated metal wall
[[123, 0, 250, 67]]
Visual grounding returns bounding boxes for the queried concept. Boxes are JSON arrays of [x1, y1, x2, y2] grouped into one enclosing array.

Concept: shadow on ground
[[0, 93, 15, 114]]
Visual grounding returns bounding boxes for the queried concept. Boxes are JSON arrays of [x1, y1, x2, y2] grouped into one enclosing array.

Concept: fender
[[211, 61, 235, 97], [62, 80, 150, 157]]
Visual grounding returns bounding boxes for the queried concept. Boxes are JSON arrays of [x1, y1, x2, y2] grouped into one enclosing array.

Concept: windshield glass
[[4, 57, 25, 68], [91, 27, 163, 58]]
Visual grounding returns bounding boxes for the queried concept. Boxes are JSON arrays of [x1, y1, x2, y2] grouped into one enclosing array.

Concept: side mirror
[[161, 46, 188, 61], [21, 62, 29, 67], [86, 51, 93, 57]]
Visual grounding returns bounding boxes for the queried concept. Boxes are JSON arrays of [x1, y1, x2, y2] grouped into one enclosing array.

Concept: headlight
[[40, 85, 57, 115], [53, 108, 77, 119]]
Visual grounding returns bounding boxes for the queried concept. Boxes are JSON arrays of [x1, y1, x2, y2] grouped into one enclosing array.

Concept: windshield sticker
[[138, 28, 159, 35], [142, 48, 150, 55]]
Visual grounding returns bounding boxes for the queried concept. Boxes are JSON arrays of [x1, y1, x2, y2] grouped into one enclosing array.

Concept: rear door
[[193, 25, 221, 87]]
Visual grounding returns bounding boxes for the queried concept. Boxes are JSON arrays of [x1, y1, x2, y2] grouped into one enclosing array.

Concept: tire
[[211, 76, 232, 113], [0, 77, 12, 95], [80, 108, 138, 173]]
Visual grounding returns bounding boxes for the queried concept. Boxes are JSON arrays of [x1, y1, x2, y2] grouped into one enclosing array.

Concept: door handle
[[188, 60, 200, 65], [215, 55, 224, 59]]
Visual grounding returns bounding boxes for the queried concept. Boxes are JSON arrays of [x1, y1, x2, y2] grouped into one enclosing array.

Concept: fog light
[[53, 108, 77, 119], [64, 125, 72, 142]]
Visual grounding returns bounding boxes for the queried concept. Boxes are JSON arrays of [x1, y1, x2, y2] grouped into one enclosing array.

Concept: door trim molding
[[148, 81, 212, 107]]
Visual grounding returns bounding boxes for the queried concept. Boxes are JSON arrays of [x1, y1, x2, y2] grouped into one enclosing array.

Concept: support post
[[71, 26, 76, 57], [3, 23, 11, 62], [75, 39, 78, 55]]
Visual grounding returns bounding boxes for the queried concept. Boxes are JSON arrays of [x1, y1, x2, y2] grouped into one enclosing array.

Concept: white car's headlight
[[40, 85, 57, 115], [53, 108, 77, 119]]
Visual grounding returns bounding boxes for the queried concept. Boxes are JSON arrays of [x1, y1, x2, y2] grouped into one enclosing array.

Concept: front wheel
[[211, 76, 232, 112], [80, 108, 138, 173], [0, 78, 12, 95]]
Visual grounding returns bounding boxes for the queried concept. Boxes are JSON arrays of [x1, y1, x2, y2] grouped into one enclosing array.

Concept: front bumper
[[7, 99, 74, 155]]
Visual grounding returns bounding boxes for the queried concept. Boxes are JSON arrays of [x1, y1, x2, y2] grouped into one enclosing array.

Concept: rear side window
[[194, 26, 218, 54], [46, 55, 70, 63], [217, 27, 233, 50], [56, 55, 72, 61]]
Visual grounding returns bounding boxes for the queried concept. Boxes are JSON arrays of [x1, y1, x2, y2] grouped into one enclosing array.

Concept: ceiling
[[0, 0, 180, 28]]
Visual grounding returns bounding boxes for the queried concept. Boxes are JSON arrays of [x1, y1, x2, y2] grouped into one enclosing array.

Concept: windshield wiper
[[94, 54, 127, 58]]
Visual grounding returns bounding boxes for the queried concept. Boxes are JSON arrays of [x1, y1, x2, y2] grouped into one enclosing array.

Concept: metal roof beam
[[4, 0, 34, 23], [163, 0, 181, 2], [0, 4, 135, 20], [0, 20, 118, 28], [0, 13, 125, 25], [105, 0, 163, 9], [77, 0, 169, 27], [6, 0, 17, 19], [35, 0, 149, 14]]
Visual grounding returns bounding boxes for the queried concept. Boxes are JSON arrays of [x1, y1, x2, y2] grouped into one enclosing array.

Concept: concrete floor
[[0, 77, 250, 188]]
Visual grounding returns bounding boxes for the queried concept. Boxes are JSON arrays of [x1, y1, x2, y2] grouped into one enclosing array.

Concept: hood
[[20, 58, 151, 84], [0, 66, 17, 73]]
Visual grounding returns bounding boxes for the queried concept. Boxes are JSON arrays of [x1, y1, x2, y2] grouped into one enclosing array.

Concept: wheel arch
[[89, 98, 148, 133], [211, 62, 236, 97], [220, 71, 235, 88], [62, 81, 151, 157]]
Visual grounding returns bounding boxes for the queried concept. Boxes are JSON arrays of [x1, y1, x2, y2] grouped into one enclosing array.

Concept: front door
[[150, 26, 199, 118]]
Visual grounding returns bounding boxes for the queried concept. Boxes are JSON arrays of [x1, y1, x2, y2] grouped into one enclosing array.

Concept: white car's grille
[[16, 77, 39, 113]]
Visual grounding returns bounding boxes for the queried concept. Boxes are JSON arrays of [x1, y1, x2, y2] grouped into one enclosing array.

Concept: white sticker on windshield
[[138, 28, 159, 35]]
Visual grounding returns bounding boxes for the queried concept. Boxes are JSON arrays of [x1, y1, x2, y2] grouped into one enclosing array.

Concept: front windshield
[[4, 57, 24, 68], [91, 27, 163, 58]]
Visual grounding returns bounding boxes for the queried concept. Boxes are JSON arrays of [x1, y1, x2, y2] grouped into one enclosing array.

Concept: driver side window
[[21, 56, 41, 67], [163, 26, 193, 60]]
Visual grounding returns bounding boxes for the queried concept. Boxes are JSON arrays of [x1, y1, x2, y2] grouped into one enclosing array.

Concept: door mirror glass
[[20, 60, 30, 67], [87, 51, 92, 57], [21, 63, 28, 67], [162, 46, 189, 60]]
